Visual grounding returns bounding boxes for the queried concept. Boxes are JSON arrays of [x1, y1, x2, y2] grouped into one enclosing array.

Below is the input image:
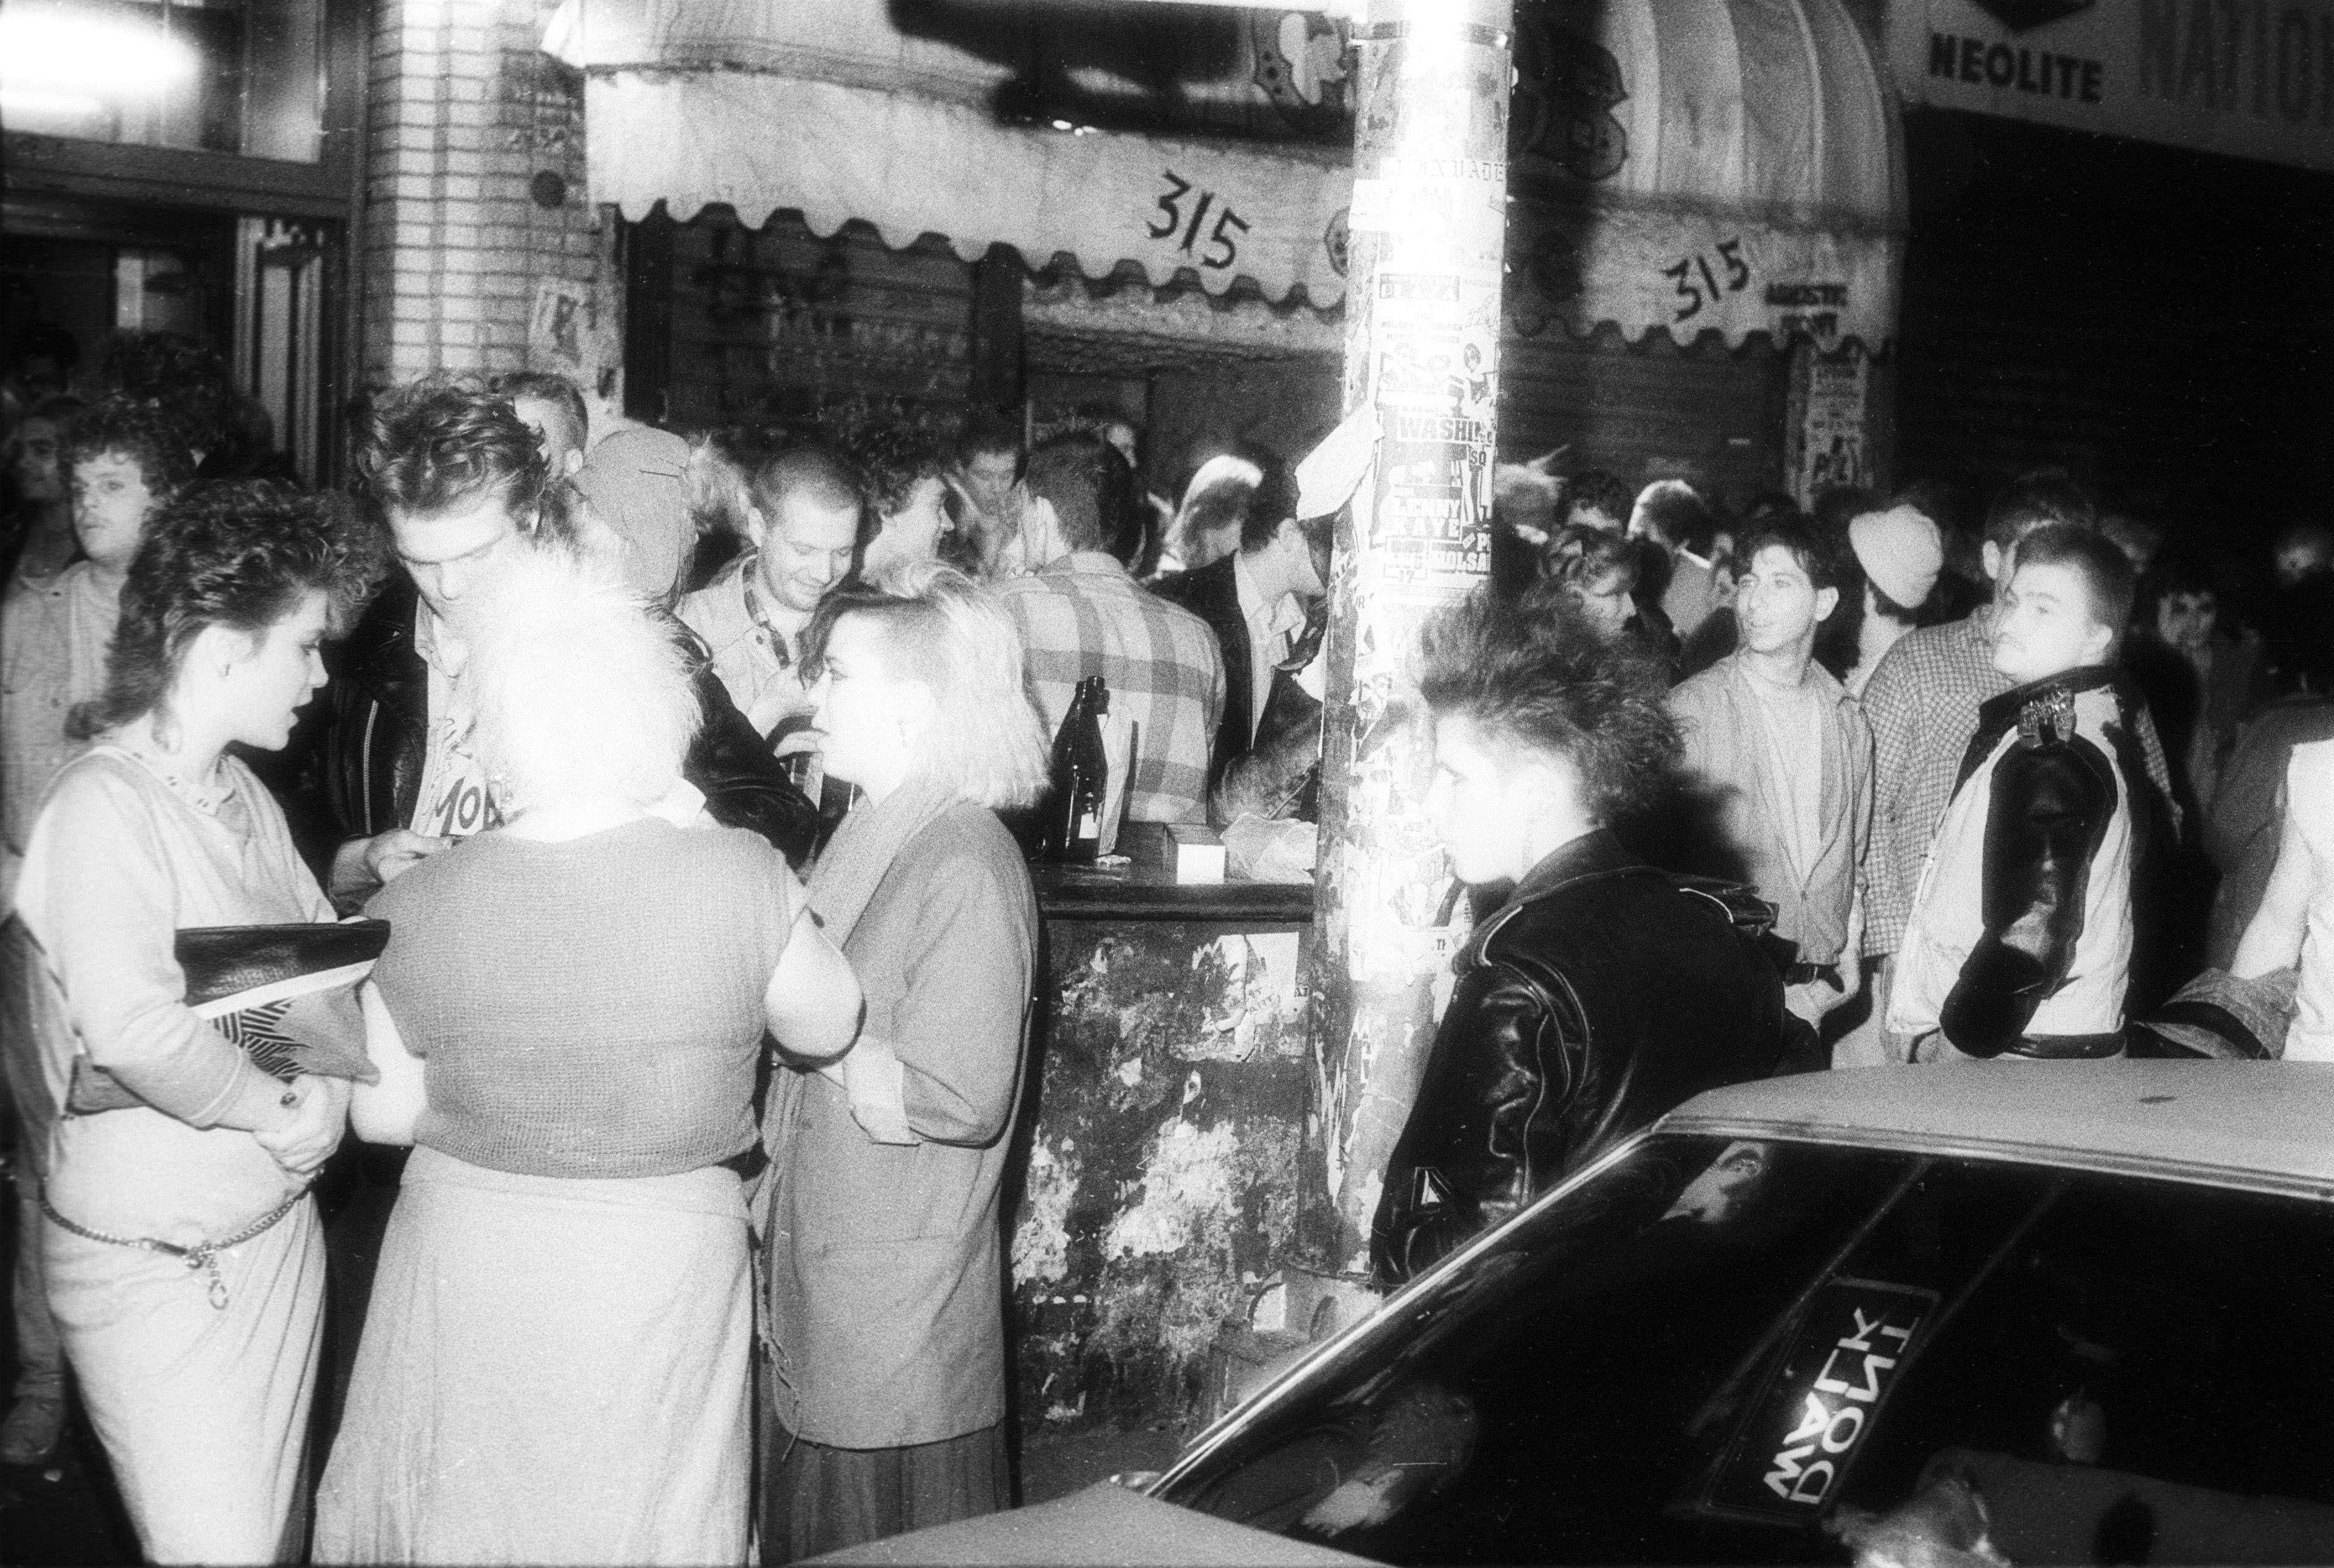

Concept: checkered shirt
[[1861, 609, 2178, 956], [994, 552, 1226, 826]]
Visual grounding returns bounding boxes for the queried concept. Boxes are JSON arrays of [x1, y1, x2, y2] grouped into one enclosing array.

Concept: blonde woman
[[762, 562, 1047, 1561], [316, 548, 860, 1566]]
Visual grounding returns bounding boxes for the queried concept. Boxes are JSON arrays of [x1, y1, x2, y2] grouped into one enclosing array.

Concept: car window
[[1157, 1136, 2334, 1567]]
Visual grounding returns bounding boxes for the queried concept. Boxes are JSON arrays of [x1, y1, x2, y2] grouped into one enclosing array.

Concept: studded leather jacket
[[1371, 829, 1791, 1287], [1929, 667, 2150, 1058]]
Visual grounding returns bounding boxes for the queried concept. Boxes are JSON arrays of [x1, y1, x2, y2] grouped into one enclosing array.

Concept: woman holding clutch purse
[[759, 563, 1047, 1561], [317, 547, 861, 1566], [14, 481, 383, 1562]]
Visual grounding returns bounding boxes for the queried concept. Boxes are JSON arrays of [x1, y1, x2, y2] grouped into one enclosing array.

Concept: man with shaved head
[[679, 438, 868, 746]]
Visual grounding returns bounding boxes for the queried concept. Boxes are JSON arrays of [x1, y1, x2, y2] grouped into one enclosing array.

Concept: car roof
[[1660, 1060, 2334, 1199]]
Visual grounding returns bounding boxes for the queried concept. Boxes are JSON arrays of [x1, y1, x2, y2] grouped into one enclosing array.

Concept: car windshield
[[1156, 1134, 2334, 1566]]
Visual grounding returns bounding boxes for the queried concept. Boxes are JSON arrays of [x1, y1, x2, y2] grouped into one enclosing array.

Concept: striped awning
[[551, 0, 1905, 344]]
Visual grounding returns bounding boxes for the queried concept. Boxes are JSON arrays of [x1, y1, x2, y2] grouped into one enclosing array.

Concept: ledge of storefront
[[1033, 859, 1313, 924], [4, 132, 353, 219]]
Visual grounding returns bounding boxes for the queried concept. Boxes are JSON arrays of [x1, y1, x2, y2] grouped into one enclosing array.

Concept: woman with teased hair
[[315, 548, 861, 1566], [1370, 589, 1790, 1286], [1534, 521, 1642, 636], [13, 481, 380, 1561], [759, 562, 1047, 1561]]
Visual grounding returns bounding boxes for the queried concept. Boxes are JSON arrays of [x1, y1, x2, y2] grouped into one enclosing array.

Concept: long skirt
[[761, 1419, 1010, 1564], [43, 1195, 324, 1565], [314, 1146, 753, 1567]]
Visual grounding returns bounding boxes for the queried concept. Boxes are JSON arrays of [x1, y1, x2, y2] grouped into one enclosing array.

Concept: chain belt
[[40, 1185, 310, 1311]]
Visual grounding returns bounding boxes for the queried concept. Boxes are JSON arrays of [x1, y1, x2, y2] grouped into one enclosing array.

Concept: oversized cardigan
[[761, 803, 1037, 1449]]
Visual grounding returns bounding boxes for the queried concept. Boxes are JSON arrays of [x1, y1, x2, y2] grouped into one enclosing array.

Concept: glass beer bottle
[[1044, 676, 1109, 863]]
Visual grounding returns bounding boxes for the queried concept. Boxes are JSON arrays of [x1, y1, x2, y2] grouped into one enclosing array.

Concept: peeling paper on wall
[[1012, 1140, 1078, 1284], [1182, 932, 1306, 1061], [1104, 1119, 1241, 1259]]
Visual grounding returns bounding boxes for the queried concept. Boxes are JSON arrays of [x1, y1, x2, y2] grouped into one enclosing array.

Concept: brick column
[[362, 0, 607, 389]]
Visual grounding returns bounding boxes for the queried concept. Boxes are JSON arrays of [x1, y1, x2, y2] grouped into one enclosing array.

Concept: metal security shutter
[[1893, 270, 2223, 504], [625, 206, 974, 428], [1890, 109, 2334, 528], [1500, 325, 1790, 502]]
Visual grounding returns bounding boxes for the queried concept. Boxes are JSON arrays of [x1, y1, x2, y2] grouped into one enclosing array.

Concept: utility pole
[[1303, 0, 1515, 1274]]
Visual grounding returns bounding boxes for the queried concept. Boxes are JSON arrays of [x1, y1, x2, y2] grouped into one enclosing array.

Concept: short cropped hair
[[957, 405, 1023, 466], [839, 421, 952, 518], [62, 396, 196, 496], [458, 547, 700, 811], [1025, 432, 1135, 554], [1565, 468, 1633, 525], [356, 377, 568, 542], [1734, 514, 1846, 592], [72, 481, 385, 739], [1985, 468, 2095, 551], [2013, 521, 2136, 635], [747, 439, 867, 540], [1418, 588, 1678, 822], [801, 562, 1048, 810], [490, 371, 589, 449], [1632, 479, 1716, 555]]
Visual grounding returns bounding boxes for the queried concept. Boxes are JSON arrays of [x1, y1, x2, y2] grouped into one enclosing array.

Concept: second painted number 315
[[1151, 170, 1252, 271]]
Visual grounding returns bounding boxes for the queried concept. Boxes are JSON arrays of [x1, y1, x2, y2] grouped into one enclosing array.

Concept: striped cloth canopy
[[552, 0, 1903, 344]]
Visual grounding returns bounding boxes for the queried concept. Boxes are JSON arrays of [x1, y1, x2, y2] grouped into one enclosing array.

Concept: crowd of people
[[2, 324, 2333, 1564]]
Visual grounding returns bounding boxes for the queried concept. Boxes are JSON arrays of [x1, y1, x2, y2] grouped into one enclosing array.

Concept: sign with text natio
[[1891, 0, 2334, 172], [1691, 1278, 1938, 1527]]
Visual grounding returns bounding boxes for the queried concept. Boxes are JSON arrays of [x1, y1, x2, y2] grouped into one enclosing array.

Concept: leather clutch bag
[[67, 919, 391, 1115]]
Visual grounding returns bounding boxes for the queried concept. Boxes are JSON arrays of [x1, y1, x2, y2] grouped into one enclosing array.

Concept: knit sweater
[[368, 817, 795, 1179]]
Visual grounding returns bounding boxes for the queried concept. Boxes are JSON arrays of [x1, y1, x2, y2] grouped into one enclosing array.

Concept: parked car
[[821, 1062, 2334, 1566]]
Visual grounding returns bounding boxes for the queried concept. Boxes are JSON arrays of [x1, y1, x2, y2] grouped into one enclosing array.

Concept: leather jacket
[[1940, 667, 2134, 1059], [1371, 829, 1790, 1286], [309, 578, 818, 872]]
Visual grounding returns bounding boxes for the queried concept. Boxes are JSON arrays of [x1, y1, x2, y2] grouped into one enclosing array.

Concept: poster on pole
[[1348, 156, 1506, 599], [1787, 346, 1872, 508]]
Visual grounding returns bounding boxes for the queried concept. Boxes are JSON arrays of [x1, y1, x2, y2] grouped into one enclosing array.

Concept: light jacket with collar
[[1668, 652, 1873, 969], [675, 553, 807, 733], [1, 563, 117, 893]]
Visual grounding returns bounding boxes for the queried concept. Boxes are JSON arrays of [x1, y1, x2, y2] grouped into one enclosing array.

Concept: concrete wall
[[362, 0, 609, 394]]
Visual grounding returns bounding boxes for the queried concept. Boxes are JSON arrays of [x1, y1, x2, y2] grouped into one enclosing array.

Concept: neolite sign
[[1890, 0, 2334, 172]]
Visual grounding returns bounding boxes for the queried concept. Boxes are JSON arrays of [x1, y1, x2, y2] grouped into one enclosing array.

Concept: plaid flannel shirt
[[1861, 609, 2178, 956], [994, 552, 1225, 826]]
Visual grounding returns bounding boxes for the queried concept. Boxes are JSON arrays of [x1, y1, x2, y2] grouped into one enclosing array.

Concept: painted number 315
[[1151, 171, 1251, 271], [1662, 238, 1750, 322]]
